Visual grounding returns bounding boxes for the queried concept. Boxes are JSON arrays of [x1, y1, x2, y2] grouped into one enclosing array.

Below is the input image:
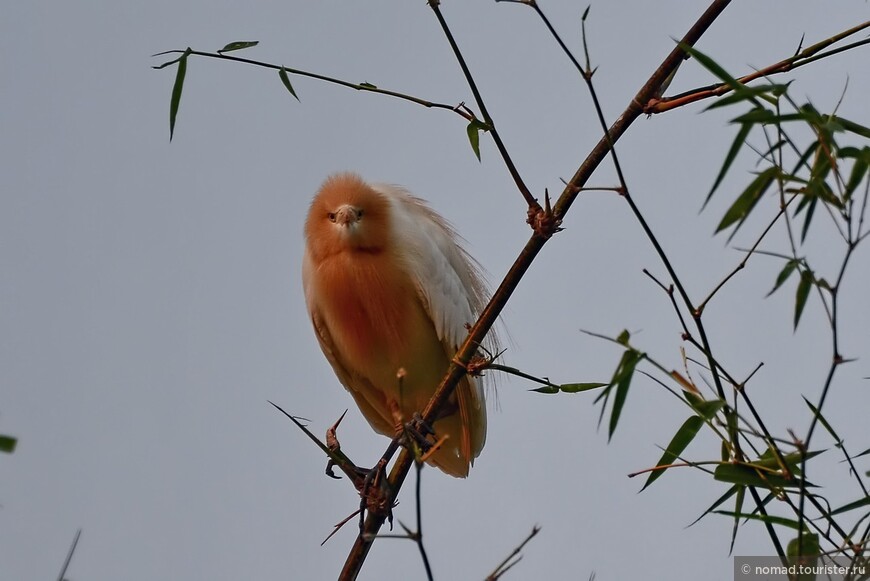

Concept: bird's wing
[[373, 183, 488, 352], [373, 183, 491, 466]]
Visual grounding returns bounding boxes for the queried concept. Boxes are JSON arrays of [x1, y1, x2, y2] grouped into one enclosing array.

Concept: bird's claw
[[358, 458, 395, 530]]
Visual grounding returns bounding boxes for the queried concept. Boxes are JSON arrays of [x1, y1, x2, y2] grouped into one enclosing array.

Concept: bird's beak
[[335, 205, 361, 227]]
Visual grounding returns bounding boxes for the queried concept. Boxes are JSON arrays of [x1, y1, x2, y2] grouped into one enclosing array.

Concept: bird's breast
[[314, 250, 438, 368]]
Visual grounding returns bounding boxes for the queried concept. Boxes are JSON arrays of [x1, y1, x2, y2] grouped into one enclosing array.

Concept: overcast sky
[[2, 2, 869, 580]]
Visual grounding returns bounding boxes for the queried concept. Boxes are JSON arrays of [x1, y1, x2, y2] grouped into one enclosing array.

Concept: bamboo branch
[[338, 2, 734, 578]]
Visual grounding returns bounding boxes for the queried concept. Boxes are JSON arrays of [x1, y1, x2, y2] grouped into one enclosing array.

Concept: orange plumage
[[303, 173, 491, 477]]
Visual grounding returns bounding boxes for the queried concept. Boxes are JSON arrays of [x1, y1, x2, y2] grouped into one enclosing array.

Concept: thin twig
[[57, 529, 82, 581], [414, 462, 434, 581], [153, 48, 476, 121], [697, 195, 798, 313], [485, 525, 541, 581], [647, 22, 870, 113], [427, 1, 538, 211]]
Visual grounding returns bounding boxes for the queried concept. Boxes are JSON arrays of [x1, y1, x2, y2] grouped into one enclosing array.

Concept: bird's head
[[305, 173, 392, 259]]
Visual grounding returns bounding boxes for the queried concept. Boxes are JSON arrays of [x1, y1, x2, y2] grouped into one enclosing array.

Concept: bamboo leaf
[[278, 67, 300, 101], [682, 45, 746, 95], [168, 48, 192, 142], [705, 84, 789, 111], [705, 121, 753, 208], [714, 463, 807, 489], [466, 120, 487, 161], [689, 485, 738, 527], [794, 269, 812, 330], [766, 259, 798, 297], [0, 434, 17, 453], [641, 415, 704, 491], [530, 385, 559, 394], [716, 166, 779, 236], [802, 396, 841, 443], [798, 196, 817, 242], [714, 510, 801, 530], [834, 115, 870, 139], [753, 448, 823, 472], [218, 40, 259, 54], [608, 350, 641, 441], [616, 329, 630, 346], [787, 534, 820, 577], [830, 495, 870, 516], [694, 399, 726, 421], [729, 485, 745, 554], [843, 146, 870, 202], [559, 382, 608, 393]]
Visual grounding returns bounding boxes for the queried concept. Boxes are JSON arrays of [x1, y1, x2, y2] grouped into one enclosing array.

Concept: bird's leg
[[401, 412, 437, 457]]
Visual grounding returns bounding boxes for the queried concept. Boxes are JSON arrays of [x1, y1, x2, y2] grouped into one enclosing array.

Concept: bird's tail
[[425, 376, 487, 478]]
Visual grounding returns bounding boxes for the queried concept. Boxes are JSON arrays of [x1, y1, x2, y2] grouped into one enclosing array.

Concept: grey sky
[[2, 2, 869, 580]]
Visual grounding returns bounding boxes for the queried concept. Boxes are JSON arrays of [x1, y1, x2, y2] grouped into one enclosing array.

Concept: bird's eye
[[328, 212, 336, 222], [357, 209, 364, 218]]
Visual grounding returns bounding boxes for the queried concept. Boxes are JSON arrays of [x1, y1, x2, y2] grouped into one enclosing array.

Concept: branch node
[[528, 188, 563, 239]]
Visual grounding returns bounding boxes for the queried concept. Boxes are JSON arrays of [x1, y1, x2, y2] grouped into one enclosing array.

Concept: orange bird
[[303, 173, 491, 477]]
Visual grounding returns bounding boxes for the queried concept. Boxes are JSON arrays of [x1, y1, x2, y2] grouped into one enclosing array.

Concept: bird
[[302, 172, 492, 477]]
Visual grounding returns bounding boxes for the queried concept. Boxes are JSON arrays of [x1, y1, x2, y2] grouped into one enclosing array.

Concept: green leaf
[[716, 166, 779, 237], [843, 146, 870, 202], [682, 45, 744, 94], [766, 259, 798, 297], [608, 350, 641, 441], [731, 109, 807, 126], [791, 140, 820, 175], [787, 534, 819, 580], [0, 434, 17, 453], [705, 122, 754, 208], [729, 485, 745, 554], [753, 448, 823, 472], [690, 398, 725, 421], [530, 385, 559, 394], [834, 115, 870, 139], [466, 120, 487, 161], [689, 485, 738, 527], [169, 48, 191, 142], [616, 329, 630, 346], [559, 382, 608, 393], [217, 40, 259, 54], [641, 415, 704, 491], [705, 84, 788, 111], [278, 67, 300, 101], [714, 463, 806, 489], [713, 510, 801, 530], [802, 396, 841, 443], [830, 495, 870, 516], [800, 200, 818, 242], [793, 269, 812, 330]]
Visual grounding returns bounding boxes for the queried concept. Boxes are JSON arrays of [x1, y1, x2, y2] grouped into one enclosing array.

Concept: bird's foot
[[400, 413, 438, 457], [358, 458, 394, 530]]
